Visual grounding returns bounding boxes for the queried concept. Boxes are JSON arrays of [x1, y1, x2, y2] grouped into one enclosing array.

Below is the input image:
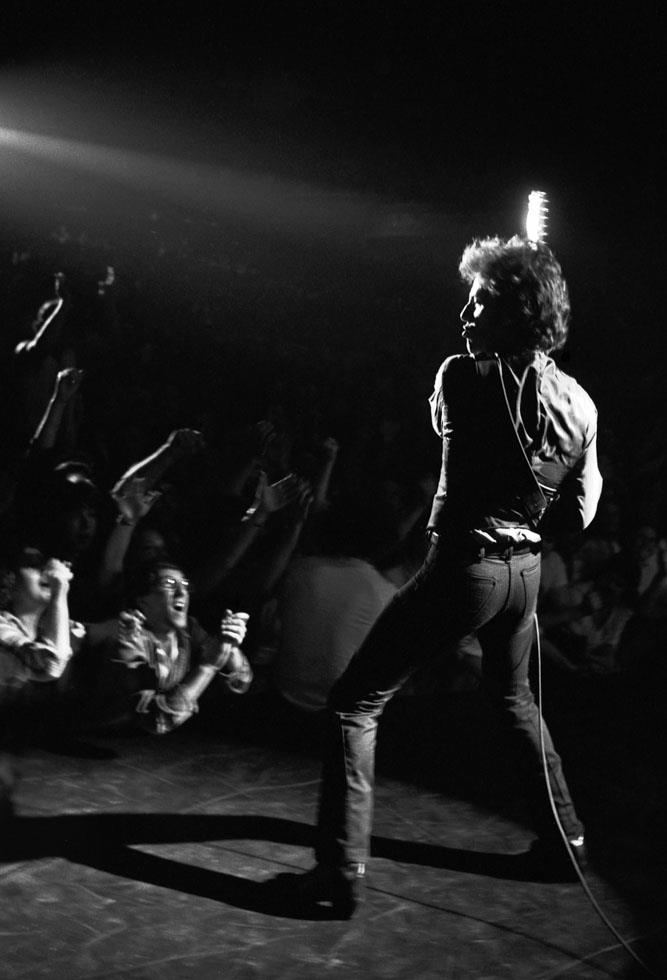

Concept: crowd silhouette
[[1, 216, 665, 843]]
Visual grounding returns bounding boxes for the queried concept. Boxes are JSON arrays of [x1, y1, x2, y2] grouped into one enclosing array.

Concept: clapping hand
[[245, 470, 301, 523], [218, 610, 253, 692], [118, 608, 147, 643], [42, 557, 73, 594], [220, 609, 249, 647], [218, 610, 252, 693]]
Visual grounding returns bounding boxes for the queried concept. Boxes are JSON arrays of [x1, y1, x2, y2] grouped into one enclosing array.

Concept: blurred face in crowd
[[133, 529, 168, 565], [139, 567, 190, 635], [61, 503, 98, 557], [12, 549, 52, 613], [571, 540, 613, 584], [631, 526, 658, 564]]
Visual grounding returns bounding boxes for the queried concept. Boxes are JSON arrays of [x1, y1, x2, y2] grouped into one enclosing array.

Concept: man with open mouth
[[88, 559, 252, 736]]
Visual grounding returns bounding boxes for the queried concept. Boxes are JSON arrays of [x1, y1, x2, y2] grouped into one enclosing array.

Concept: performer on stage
[[278, 231, 603, 917]]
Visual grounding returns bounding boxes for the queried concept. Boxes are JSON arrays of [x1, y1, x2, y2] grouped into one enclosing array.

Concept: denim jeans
[[315, 542, 584, 866]]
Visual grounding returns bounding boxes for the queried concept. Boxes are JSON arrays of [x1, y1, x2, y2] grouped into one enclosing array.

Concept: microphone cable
[[495, 354, 657, 974], [534, 612, 660, 978]]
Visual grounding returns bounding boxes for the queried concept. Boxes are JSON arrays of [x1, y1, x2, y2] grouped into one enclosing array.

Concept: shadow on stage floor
[[1, 669, 665, 979]]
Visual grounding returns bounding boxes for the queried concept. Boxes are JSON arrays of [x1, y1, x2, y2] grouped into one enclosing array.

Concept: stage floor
[[1, 687, 665, 979]]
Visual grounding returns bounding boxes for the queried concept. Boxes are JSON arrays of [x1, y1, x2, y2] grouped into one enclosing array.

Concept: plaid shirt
[[113, 613, 221, 735], [1, 612, 84, 704]]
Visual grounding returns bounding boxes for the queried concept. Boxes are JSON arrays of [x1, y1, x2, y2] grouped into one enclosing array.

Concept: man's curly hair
[[459, 235, 570, 354]]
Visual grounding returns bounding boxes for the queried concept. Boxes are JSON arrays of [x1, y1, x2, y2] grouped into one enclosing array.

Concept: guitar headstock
[[525, 190, 548, 246]]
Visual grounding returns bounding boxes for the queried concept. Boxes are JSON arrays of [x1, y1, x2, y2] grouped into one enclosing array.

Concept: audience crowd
[[1, 218, 665, 835]]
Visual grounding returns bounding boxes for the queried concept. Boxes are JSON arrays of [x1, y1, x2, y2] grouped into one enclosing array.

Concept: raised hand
[[287, 478, 314, 523], [220, 609, 250, 647], [262, 472, 300, 513], [118, 608, 147, 642], [243, 471, 300, 526], [218, 610, 253, 692], [42, 557, 73, 594], [54, 367, 84, 404], [167, 428, 206, 458], [53, 272, 69, 301], [112, 476, 162, 525]]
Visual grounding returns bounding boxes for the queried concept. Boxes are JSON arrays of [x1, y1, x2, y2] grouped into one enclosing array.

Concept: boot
[[271, 862, 366, 918]]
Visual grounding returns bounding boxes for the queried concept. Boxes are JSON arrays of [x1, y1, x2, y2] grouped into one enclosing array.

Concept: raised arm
[[37, 558, 75, 666], [14, 273, 70, 358], [111, 428, 205, 498], [396, 473, 438, 542], [192, 469, 301, 598], [310, 437, 339, 513], [220, 421, 276, 497], [250, 479, 314, 598], [98, 478, 162, 593], [30, 367, 84, 452]]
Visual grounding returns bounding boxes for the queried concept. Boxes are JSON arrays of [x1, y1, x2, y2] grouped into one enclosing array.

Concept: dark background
[[0, 1, 662, 464]]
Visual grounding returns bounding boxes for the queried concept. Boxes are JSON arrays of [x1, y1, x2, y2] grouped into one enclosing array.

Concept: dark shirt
[[89, 614, 220, 734], [427, 352, 602, 535]]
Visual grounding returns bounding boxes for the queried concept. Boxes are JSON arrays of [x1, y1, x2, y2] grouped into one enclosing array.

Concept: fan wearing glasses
[[109, 559, 251, 735]]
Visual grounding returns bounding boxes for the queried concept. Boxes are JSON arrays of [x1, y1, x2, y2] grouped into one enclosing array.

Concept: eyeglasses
[[155, 577, 190, 594]]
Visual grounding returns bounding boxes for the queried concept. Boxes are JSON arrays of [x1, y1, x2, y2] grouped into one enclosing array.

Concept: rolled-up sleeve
[[546, 420, 603, 534], [572, 427, 604, 530], [110, 614, 202, 735], [0, 616, 72, 682], [428, 358, 452, 437], [427, 356, 461, 529]]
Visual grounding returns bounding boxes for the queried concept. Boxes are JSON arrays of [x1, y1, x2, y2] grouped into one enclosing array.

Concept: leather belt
[[427, 529, 541, 561]]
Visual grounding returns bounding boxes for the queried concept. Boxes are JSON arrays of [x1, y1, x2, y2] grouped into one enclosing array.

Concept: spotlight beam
[[0, 126, 380, 238]]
